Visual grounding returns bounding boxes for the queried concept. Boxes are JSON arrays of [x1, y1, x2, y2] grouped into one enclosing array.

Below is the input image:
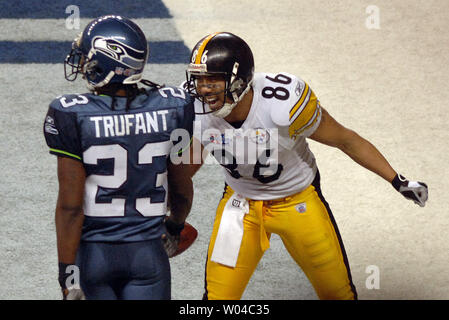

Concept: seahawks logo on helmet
[[64, 15, 149, 87], [91, 36, 146, 70]]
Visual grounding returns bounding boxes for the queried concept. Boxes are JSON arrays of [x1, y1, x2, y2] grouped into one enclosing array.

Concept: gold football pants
[[203, 172, 357, 300]]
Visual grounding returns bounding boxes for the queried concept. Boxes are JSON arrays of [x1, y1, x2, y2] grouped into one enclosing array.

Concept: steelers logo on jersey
[[249, 128, 270, 144]]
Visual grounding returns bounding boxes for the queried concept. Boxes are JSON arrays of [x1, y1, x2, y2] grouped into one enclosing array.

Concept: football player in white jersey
[[184, 32, 428, 300]]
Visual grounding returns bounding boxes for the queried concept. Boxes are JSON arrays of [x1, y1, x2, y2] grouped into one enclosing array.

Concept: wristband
[[58, 262, 74, 289], [165, 218, 185, 236], [391, 174, 406, 191]]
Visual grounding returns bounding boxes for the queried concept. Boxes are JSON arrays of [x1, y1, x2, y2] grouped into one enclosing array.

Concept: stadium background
[[0, 0, 448, 300]]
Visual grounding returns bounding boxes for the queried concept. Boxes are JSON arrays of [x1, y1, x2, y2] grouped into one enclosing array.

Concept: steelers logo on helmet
[[186, 32, 255, 118]]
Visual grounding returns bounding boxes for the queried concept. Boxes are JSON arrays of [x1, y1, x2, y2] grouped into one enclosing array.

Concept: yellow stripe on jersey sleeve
[[289, 83, 309, 120], [300, 105, 321, 136], [288, 90, 320, 139]]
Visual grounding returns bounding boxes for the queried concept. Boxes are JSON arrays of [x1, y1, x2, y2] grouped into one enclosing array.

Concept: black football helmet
[[64, 15, 149, 89], [186, 32, 254, 117]]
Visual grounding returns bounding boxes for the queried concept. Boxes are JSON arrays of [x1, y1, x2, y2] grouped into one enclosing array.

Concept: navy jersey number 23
[[43, 86, 194, 242]]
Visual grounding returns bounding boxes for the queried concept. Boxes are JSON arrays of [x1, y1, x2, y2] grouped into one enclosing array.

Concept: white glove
[[64, 286, 86, 300], [162, 232, 180, 258], [392, 174, 428, 207], [162, 218, 184, 258]]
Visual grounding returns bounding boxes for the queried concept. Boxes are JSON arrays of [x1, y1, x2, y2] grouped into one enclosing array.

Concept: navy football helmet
[[65, 15, 149, 89], [186, 32, 254, 117]]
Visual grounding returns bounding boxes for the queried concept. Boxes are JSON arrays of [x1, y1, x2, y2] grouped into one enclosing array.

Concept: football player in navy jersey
[[43, 15, 194, 300]]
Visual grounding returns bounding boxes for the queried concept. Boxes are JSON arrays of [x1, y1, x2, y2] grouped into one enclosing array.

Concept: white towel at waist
[[211, 193, 249, 267]]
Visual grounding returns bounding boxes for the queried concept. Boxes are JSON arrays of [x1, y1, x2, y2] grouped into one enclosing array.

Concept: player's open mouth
[[205, 97, 221, 109]]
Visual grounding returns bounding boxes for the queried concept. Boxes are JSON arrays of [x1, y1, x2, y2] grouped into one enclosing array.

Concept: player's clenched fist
[[392, 174, 428, 207]]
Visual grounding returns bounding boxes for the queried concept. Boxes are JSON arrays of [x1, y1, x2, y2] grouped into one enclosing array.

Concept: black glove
[[162, 218, 185, 258], [392, 174, 428, 207], [58, 263, 85, 300]]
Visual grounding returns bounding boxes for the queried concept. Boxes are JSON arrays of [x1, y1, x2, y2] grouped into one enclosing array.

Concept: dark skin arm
[[187, 138, 204, 177], [166, 160, 194, 224], [309, 107, 397, 183], [55, 156, 85, 264], [165, 138, 204, 224]]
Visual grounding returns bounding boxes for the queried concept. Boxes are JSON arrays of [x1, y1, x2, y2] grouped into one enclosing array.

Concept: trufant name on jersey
[[89, 110, 169, 138]]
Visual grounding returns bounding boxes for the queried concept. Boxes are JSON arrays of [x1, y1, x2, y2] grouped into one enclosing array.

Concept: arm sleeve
[[43, 104, 82, 162], [169, 95, 196, 157], [179, 96, 195, 140], [178, 96, 195, 146]]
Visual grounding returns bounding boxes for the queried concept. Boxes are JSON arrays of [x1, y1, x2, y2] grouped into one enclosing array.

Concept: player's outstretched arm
[[55, 156, 86, 299], [309, 107, 428, 206]]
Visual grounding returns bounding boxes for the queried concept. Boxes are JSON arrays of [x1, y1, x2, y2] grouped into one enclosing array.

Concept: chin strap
[[212, 102, 235, 118], [212, 79, 253, 118]]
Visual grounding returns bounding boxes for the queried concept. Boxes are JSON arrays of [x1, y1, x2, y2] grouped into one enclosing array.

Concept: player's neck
[[96, 88, 127, 97], [224, 88, 253, 123], [95, 84, 137, 97]]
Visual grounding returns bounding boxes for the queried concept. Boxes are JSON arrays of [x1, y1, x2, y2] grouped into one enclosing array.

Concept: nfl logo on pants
[[295, 203, 307, 213]]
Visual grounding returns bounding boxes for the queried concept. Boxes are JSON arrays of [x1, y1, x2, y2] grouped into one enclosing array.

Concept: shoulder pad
[[257, 72, 308, 127], [50, 93, 91, 112], [158, 86, 188, 100], [255, 72, 321, 139]]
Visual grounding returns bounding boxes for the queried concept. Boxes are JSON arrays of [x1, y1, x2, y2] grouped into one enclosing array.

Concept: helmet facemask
[[64, 36, 110, 88], [64, 35, 84, 82], [187, 62, 252, 118]]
